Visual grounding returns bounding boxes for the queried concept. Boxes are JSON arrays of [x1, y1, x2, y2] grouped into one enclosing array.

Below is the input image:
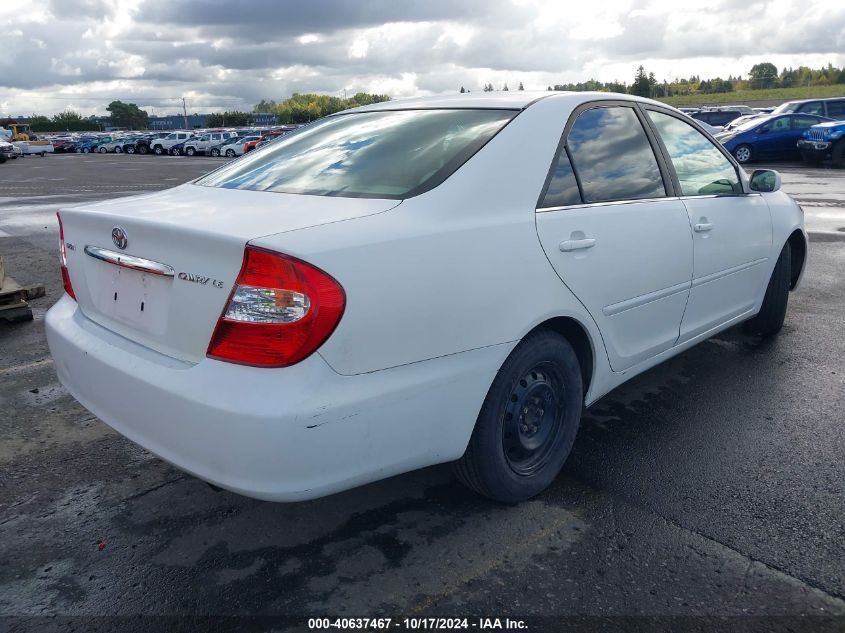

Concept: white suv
[[184, 131, 239, 156], [150, 132, 194, 155]]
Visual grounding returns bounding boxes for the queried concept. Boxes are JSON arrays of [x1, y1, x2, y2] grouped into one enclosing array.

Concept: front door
[[644, 109, 773, 342], [535, 104, 693, 371]]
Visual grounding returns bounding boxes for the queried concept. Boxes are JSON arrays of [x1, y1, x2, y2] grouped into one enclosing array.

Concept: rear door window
[[791, 116, 824, 130], [826, 100, 845, 119], [797, 101, 823, 116], [565, 106, 666, 203]]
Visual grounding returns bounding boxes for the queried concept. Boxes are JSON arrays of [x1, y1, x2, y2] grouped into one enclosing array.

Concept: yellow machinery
[[8, 124, 36, 141]]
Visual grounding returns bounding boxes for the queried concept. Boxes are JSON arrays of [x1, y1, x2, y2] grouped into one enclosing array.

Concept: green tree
[[749, 62, 778, 89], [630, 65, 652, 97], [269, 92, 390, 124], [28, 115, 51, 132], [460, 86, 466, 93], [254, 99, 277, 113], [106, 101, 149, 129], [206, 111, 253, 127], [518, 82, 524, 90]]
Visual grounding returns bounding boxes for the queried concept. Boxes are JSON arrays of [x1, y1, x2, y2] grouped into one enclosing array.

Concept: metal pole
[[182, 98, 188, 129]]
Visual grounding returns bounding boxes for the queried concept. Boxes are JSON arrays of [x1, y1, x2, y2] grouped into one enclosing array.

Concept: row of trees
[[538, 62, 845, 100], [22, 93, 391, 132], [253, 92, 390, 124], [25, 100, 149, 132]]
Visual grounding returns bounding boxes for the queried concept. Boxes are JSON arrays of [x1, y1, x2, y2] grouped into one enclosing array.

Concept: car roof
[[344, 91, 665, 114]]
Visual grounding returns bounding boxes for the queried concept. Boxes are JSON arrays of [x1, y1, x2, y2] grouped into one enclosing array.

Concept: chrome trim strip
[[602, 280, 691, 317], [84, 245, 175, 277], [679, 193, 761, 200], [691, 258, 767, 288], [536, 196, 679, 214]]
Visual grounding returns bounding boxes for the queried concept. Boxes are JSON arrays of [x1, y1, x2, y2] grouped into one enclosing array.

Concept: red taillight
[[207, 246, 345, 367], [57, 212, 76, 300]]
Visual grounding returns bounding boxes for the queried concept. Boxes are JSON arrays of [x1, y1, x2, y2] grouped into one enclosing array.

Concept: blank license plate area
[[89, 261, 170, 335]]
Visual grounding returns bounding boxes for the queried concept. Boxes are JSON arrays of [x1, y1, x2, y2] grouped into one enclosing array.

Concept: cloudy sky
[[1, 0, 843, 117]]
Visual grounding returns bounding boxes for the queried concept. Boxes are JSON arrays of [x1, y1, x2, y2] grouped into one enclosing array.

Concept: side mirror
[[749, 169, 782, 193]]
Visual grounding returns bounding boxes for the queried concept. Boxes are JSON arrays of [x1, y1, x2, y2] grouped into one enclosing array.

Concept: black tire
[[170, 147, 181, 156], [114, 146, 122, 153], [225, 149, 236, 158], [98, 146, 107, 154], [138, 145, 148, 155], [210, 148, 220, 157], [125, 145, 135, 154], [454, 330, 582, 503], [744, 241, 791, 337], [733, 144, 752, 164], [153, 145, 163, 155], [185, 147, 195, 156], [832, 140, 845, 169]]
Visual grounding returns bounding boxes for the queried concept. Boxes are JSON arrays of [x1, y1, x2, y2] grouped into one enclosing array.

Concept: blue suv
[[798, 121, 845, 167]]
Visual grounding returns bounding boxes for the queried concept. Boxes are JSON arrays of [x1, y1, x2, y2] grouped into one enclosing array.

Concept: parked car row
[[42, 126, 299, 158], [677, 97, 845, 167]]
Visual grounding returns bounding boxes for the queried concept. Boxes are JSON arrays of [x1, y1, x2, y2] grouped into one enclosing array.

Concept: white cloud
[[0, 0, 843, 117]]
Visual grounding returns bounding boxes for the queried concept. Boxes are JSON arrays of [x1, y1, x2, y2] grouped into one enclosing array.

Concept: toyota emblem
[[111, 227, 128, 250]]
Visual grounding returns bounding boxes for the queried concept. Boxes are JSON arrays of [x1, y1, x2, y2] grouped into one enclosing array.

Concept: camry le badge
[[112, 227, 128, 250]]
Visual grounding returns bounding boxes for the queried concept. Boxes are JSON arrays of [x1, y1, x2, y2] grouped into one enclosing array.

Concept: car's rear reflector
[[207, 246, 345, 367], [57, 212, 76, 300]]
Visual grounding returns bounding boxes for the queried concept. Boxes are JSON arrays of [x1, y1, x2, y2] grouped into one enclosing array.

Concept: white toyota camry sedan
[[46, 92, 807, 503]]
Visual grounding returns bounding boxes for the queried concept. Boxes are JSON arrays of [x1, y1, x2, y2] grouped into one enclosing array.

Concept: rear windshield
[[195, 109, 516, 199]]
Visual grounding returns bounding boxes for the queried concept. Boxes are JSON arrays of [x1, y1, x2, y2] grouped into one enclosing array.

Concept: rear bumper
[[46, 295, 506, 501]]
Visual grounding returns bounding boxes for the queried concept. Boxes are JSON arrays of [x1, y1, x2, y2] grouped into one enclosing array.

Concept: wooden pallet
[[0, 256, 46, 322]]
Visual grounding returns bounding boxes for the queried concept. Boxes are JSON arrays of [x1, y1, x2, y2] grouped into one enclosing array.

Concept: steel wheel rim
[[502, 362, 565, 476]]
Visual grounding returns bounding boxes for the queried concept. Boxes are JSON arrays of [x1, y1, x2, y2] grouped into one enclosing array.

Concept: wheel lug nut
[[520, 424, 529, 433]]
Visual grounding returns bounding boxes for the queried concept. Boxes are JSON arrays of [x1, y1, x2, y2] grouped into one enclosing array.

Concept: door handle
[[694, 223, 713, 232], [559, 238, 596, 252]]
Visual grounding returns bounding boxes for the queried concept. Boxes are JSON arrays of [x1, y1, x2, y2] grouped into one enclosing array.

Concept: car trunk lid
[[60, 183, 399, 363]]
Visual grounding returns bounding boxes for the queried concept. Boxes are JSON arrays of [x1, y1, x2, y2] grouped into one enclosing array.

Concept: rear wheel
[[744, 241, 791, 337], [454, 330, 582, 503], [832, 140, 845, 168], [733, 144, 752, 164]]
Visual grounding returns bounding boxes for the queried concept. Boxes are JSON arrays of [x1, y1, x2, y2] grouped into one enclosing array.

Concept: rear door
[[535, 103, 693, 371], [644, 108, 772, 341], [754, 116, 793, 157]]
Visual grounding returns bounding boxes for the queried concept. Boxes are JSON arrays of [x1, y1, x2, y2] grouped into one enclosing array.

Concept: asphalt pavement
[[0, 154, 843, 632]]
